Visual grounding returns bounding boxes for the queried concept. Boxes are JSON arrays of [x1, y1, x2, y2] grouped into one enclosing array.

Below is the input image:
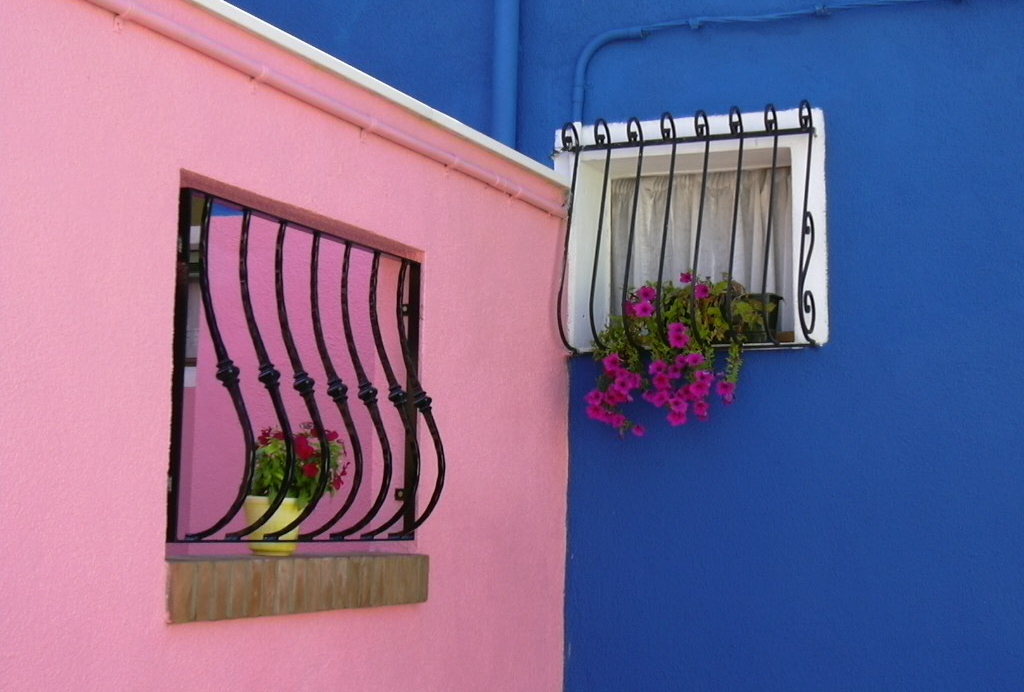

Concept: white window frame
[[554, 105, 829, 351]]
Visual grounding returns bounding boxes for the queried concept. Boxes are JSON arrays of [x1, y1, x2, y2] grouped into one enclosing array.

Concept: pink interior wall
[[0, 0, 568, 690]]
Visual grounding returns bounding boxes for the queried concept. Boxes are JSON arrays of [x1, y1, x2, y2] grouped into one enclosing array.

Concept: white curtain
[[608, 168, 792, 315]]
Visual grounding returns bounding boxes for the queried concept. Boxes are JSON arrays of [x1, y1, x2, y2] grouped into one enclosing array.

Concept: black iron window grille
[[167, 189, 445, 553], [555, 102, 829, 354]]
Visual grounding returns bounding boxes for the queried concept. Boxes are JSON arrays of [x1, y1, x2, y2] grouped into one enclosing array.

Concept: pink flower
[[332, 474, 344, 490], [669, 399, 689, 414], [604, 388, 627, 405], [584, 389, 604, 406], [684, 352, 705, 367], [302, 462, 319, 478], [652, 373, 673, 390], [695, 284, 711, 300], [695, 370, 715, 385], [667, 322, 690, 349], [644, 390, 670, 407], [632, 300, 655, 318], [648, 359, 667, 375], [636, 286, 658, 302], [694, 400, 710, 421], [631, 425, 647, 437], [616, 371, 642, 390], [680, 272, 693, 284], [667, 410, 688, 426], [602, 354, 623, 372], [688, 381, 711, 398], [716, 379, 737, 405]]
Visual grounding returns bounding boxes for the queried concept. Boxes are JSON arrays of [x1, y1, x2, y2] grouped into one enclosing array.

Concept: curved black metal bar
[[620, 117, 646, 351], [391, 259, 445, 538], [759, 103, 782, 346], [556, 123, 582, 355], [225, 210, 299, 541], [259, 221, 333, 539], [798, 211, 818, 343], [688, 110, 713, 349], [722, 106, 746, 340], [184, 194, 259, 540], [330, 243, 395, 539], [654, 112, 679, 339], [587, 118, 614, 351], [298, 232, 365, 539], [360, 252, 422, 538], [797, 100, 818, 345]]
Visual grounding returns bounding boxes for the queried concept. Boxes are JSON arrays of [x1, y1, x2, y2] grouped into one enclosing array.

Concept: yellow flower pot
[[243, 495, 302, 556]]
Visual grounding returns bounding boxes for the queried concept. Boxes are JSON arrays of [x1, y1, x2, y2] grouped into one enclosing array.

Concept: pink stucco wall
[[0, 0, 568, 690]]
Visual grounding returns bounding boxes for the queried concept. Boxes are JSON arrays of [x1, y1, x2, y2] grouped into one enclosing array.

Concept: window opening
[[555, 102, 828, 353], [167, 189, 445, 555]]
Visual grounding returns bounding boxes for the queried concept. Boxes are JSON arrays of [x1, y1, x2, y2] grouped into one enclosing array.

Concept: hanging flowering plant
[[586, 273, 778, 436], [251, 422, 350, 508]]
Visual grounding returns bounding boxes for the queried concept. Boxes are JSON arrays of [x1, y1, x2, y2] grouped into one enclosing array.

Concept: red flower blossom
[[302, 463, 319, 479], [295, 435, 316, 461]]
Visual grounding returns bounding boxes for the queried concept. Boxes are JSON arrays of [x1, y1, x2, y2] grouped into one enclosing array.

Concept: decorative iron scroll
[[556, 100, 823, 351], [167, 190, 445, 549]]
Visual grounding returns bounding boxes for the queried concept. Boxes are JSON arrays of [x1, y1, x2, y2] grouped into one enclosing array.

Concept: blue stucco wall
[[228, 0, 494, 134], [229, 1, 1024, 689], [555, 1, 1024, 689]]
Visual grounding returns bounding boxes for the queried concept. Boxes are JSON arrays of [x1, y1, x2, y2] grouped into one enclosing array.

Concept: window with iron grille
[[167, 189, 444, 557], [555, 102, 829, 352]]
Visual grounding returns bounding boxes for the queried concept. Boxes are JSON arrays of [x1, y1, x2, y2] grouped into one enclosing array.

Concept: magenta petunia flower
[[644, 390, 670, 407], [604, 388, 627, 406], [302, 462, 319, 478], [632, 300, 655, 318], [584, 389, 604, 406], [636, 286, 658, 302], [695, 283, 711, 300], [668, 322, 690, 349], [667, 410, 688, 426], [649, 359, 667, 375], [602, 353, 623, 372], [669, 398, 689, 414], [716, 380, 736, 397], [618, 371, 642, 390], [689, 381, 711, 398], [631, 425, 646, 437], [695, 370, 714, 385], [684, 352, 705, 367], [694, 400, 710, 421], [680, 272, 693, 284]]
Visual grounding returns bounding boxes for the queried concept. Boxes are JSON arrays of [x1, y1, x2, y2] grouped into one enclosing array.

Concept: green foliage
[[251, 423, 348, 509]]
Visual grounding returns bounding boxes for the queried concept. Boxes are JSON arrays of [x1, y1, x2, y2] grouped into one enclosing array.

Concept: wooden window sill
[[166, 553, 428, 623]]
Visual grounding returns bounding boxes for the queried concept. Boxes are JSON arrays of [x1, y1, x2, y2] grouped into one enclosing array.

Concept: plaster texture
[[0, 1, 568, 690]]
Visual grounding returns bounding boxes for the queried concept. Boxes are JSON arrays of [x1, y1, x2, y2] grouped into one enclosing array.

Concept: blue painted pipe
[[492, 0, 520, 148]]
